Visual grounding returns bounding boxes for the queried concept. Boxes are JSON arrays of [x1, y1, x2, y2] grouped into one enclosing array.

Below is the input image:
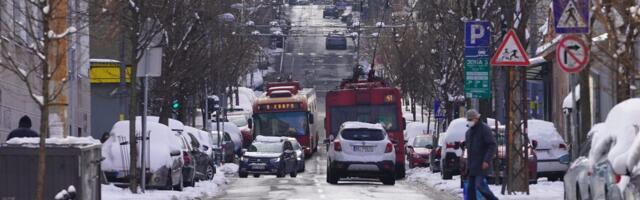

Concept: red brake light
[[446, 142, 460, 150], [183, 152, 192, 165], [559, 143, 567, 149], [615, 174, 621, 183], [334, 140, 342, 151], [435, 148, 441, 157], [385, 143, 393, 153]]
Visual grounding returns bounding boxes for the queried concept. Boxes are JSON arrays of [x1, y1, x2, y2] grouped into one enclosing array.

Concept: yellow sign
[[90, 62, 132, 84]]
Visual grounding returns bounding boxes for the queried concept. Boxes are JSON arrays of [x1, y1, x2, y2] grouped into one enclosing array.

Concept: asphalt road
[[212, 4, 457, 200]]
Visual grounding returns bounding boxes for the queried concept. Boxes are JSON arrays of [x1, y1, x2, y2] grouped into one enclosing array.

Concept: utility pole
[[49, 0, 70, 138]]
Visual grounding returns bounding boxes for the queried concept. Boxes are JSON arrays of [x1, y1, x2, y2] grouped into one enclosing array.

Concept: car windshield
[[253, 112, 309, 137], [248, 142, 283, 153], [340, 129, 385, 141], [413, 137, 433, 147], [330, 105, 399, 133], [292, 141, 301, 150], [229, 116, 248, 127]]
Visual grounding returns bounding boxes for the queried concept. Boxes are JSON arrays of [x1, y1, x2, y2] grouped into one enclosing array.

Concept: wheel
[[442, 170, 452, 180], [206, 165, 215, 180], [326, 163, 339, 184], [381, 172, 395, 185], [290, 169, 298, 177], [173, 174, 184, 191], [163, 173, 173, 190], [239, 171, 248, 178], [395, 163, 406, 180], [253, 174, 260, 178]]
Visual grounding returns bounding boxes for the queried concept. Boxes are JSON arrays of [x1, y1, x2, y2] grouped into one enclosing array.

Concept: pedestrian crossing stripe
[[557, 0, 587, 28]]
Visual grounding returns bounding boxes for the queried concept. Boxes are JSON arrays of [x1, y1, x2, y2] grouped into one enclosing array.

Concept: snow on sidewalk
[[406, 168, 564, 200], [102, 164, 238, 200]]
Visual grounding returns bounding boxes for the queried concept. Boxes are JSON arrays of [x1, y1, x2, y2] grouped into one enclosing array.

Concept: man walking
[[6, 115, 39, 141], [465, 109, 498, 200]]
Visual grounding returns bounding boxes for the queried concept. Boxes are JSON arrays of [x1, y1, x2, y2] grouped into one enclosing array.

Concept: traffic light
[[206, 95, 220, 116], [171, 100, 181, 110]]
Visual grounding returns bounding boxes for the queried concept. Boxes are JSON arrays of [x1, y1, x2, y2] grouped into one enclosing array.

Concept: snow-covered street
[[101, 164, 238, 200]]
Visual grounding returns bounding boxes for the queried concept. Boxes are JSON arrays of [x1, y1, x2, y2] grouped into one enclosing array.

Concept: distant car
[[323, 6, 339, 19], [102, 120, 184, 191], [326, 31, 347, 50], [340, 12, 353, 25], [239, 136, 299, 178], [326, 122, 396, 185], [440, 118, 468, 180], [406, 135, 433, 168], [211, 121, 244, 155], [528, 120, 570, 181], [183, 132, 216, 182], [227, 114, 253, 148]]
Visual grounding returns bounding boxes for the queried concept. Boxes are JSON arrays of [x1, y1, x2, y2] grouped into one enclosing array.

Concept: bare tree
[[0, 0, 87, 199]]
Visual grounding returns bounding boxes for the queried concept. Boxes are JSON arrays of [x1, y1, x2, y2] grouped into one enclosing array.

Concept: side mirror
[[170, 150, 181, 157], [531, 140, 538, 150], [248, 118, 253, 129], [308, 113, 314, 124]]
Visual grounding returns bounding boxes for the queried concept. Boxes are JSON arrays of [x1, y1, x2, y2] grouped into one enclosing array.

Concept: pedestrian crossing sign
[[553, 0, 590, 34], [490, 29, 530, 66]]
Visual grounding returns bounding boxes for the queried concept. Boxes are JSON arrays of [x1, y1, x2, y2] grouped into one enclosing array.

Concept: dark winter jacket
[[6, 116, 39, 141], [464, 122, 497, 176]]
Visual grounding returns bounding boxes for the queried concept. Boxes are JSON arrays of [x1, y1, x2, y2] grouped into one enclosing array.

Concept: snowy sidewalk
[[406, 168, 564, 200], [101, 164, 238, 200]]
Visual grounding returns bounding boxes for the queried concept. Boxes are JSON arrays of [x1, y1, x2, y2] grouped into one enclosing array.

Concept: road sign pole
[[570, 74, 579, 160]]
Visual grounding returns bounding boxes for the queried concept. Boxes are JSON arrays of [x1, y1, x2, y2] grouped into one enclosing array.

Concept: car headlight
[[559, 154, 571, 164], [241, 157, 248, 162], [271, 157, 280, 163]]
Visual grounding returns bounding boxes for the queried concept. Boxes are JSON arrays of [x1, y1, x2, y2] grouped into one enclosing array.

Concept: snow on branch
[[46, 26, 77, 39]]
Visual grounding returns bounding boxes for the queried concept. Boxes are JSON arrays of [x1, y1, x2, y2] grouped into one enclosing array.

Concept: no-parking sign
[[556, 35, 589, 73]]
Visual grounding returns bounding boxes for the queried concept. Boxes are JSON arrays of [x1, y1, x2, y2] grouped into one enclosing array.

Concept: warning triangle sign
[[557, 0, 587, 28], [491, 29, 530, 66]]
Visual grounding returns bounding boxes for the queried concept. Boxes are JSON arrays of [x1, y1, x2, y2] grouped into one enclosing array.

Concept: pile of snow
[[340, 121, 385, 130], [217, 163, 239, 175], [406, 168, 564, 200], [211, 122, 243, 152], [562, 85, 580, 109], [6, 136, 100, 147], [527, 119, 566, 149], [405, 122, 435, 144], [603, 98, 640, 174], [102, 120, 181, 172], [101, 163, 235, 200], [443, 118, 468, 143]]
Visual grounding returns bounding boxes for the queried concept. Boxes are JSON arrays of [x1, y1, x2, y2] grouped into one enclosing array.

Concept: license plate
[[353, 146, 374, 152], [250, 164, 266, 170]]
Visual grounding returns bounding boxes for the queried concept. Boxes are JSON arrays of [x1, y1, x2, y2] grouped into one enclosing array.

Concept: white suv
[[326, 122, 396, 185]]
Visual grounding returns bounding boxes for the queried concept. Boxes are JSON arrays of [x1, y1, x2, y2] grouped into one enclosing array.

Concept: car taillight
[[446, 142, 460, 150], [435, 148, 441, 157], [615, 174, 621, 183], [385, 143, 393, 153], [183, 152, 192, 165], [334, 140, 342, 151], [559, 143, 567, 150]]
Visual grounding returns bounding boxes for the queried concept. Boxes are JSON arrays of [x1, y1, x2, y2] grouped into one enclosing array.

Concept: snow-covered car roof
[[405, 122, 435, 144], [443, 118, 468, 143], [340, 121, 385, 131], [254, 135, 292, 143], [527, 119, 565, 149], [604, 98, 640, 174], [138, 116, 185, 131]]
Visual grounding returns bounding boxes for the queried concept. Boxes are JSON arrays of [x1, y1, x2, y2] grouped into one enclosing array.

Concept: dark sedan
[[326, 32, 347, 50], [239, 137, 298, 178]]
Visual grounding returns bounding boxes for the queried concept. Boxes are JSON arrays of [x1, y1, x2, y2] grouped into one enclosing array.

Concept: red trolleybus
[[325, 70, 406, 178], [251, 81, 318, 157]]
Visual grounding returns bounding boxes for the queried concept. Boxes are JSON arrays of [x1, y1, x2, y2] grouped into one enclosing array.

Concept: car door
[[224, 133, 235, 158], [187, 133, 207, 178]]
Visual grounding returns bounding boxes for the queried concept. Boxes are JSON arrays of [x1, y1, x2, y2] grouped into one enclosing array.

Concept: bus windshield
[[330, 105, 399, 133], [253, 112, 309, 137]]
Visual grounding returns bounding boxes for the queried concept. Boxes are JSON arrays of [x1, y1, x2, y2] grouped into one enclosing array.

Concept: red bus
[[325, 70, 406, 178], [251, 81, 319, 157]]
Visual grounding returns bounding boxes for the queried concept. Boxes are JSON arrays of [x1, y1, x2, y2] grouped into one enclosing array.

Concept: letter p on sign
[[465, 21, 490, 47]]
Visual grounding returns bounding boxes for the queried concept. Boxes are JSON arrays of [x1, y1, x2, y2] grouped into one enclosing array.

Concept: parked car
[[210, 131, 236, 163], [407, 135, 433, 168], [183, 131, 216, 182], [430, 136, 445, 173], [101, 120, 184, 191], [211, 121, 244, 155], [528, 119, 570, 181], [404, 122, 435, 149], [323, 5, 339, 19], [340, 12, 353, 25], [326, 122, 396, 185], [564, 98, 640, 200], [239, 136, 299, 178], [326, 31, 347, 50], [227, 113, 253, 148], [440, 118, 468, 179], [176, 133, 197, 187]]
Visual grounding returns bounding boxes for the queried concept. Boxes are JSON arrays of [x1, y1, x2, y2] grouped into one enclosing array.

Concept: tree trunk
[[128, 17, 140, 193]]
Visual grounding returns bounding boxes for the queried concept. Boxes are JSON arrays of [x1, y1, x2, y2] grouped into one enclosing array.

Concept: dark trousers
[[468, 175, 499, 200]]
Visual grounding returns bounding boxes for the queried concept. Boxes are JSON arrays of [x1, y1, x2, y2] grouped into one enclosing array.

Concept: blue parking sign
[[465, 21, 490, 47]]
